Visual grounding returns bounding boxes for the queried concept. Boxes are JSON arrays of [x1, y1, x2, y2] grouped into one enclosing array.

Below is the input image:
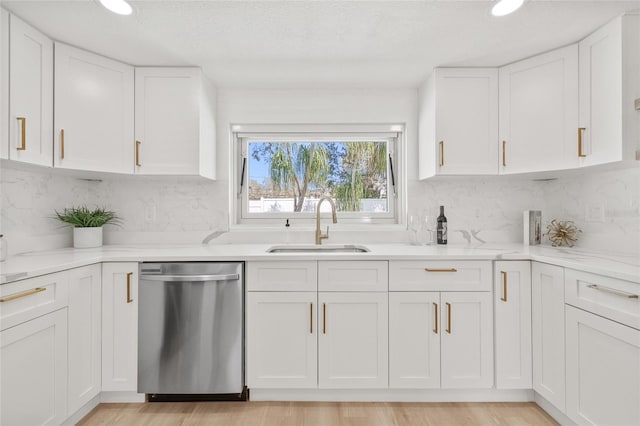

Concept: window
[[234, 125, 403, 225]]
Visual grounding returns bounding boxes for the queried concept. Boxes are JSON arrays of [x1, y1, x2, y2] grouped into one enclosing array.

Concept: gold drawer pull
[[446, 302, 452, 334], [502, 140, 506, 166], [310, 302, 313, 334], [126, 272, 134, 303], [587, 284, 638, 299], [433, 302, 438, 334], [501, 271, 508, 302], [439, 141, 444, 167], [61, 129, 65, 159], [322, 303, 326, 334], [135, 140, 141, 166], [578, 127, 586, 157], [16, 117, 26, 150], [425, 268, 457, 273], [0, 287, 46, 303]]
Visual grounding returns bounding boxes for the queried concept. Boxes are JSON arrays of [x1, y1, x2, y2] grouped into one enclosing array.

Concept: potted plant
[[55, 206, 120, 248]]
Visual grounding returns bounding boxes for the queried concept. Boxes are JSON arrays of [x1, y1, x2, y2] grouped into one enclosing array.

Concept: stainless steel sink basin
[[267, 244, 370, 253]]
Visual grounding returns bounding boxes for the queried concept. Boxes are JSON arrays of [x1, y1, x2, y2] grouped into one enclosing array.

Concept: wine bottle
[[437, 206, 447, 245]]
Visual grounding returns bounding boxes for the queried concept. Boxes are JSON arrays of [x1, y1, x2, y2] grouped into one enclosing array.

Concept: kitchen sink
[[266, 244, 370, 253]]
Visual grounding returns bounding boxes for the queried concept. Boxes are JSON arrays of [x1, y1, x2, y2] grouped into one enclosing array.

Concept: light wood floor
[[78, 401, 558, 426]]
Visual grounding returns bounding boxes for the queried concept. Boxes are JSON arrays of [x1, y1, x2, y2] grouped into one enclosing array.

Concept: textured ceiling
[[2, 0, 639, 88]]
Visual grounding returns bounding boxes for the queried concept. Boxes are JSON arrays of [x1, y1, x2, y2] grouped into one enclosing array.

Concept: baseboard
[[100, 391, 146, 403], [250, 388, 534, 402], [61, 395, 101, 426], [534, 392, 576, 425]]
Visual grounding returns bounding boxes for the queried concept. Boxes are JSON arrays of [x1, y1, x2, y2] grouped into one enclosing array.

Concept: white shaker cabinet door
[[102, 262, 138, 392], [54, 42, 134, 173], [318, 292, 388, 389], [0, 309, 68, 426], [1, 9, 9, 160], [440, 291, 493, 389], [246, 292, 317, 388], [494, 261, 532, 389], [532, 262, 566, 412], [389, 292, 440, 388], [8, 13, 53, 166]]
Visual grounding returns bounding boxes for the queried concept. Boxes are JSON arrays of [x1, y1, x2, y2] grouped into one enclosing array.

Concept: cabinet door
[[102, 262, 138, 391], [68, 264, 101, 414], [8, 13, 53, 166], [499, 45, 579, 174], [435, 68, 498, 175], [54, 43, 134, 173], [0, 309, 67, 426], [494, 261, 532, 389], [318, 292, 388, 388], [389, 292, 440, 388], [247, 292, 317, 388], [440, 292, 493, 388], [1, 9, 8, 160], [532, 262, 565, 411], [565, 305, 640, 426], [134, 67, 200, 175]]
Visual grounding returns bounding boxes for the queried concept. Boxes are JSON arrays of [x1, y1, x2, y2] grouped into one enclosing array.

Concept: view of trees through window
[[247, 140, 389, 214]]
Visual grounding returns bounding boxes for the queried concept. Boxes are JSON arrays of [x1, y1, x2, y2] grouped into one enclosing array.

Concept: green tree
[[334, 142, 387, 211]]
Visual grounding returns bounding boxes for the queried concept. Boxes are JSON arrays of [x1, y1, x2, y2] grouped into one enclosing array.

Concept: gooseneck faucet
[[315, 197, 338, 245]]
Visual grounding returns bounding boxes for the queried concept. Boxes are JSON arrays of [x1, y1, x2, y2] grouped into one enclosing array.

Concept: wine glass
[[421, 212, 436, 245], [408, 214, 421, 245]]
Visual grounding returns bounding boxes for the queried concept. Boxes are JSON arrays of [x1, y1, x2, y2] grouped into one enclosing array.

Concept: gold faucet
[[315, 197, 338, 245]]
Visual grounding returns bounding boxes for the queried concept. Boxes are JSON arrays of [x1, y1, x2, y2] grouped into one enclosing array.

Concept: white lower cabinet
[[247, 292, 317, 388], [0, 309, 68, 426], [68, 264, 102, 414], [494, 261, 532, 389], [318, 292, 388, 388], [101, 262, 138, 392], [565, 305, 640, 425], [532, 262, 566, 411]]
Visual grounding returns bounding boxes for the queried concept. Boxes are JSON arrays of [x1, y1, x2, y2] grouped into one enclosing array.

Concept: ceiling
[[2, 0, 639, 89]]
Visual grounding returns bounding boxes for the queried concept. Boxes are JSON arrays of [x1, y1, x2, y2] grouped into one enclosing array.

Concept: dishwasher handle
[[140, 274, 240, 282]]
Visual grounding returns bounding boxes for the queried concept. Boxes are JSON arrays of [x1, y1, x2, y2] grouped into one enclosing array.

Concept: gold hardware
[[0, 287, 46, 303], [433, 302, 439, 334], [501, 271, 508, 302], [126, 272, 133, 303], [322, 303, 326, 334], [310, 302, 313, 334], [587, 284, 638, 299], [315, 197, 337, 245], [425, 268, 457, 273], [60, 129, 65, 159], [135, 140, 141, 166], [446, 302, 451, 334], [16, 117, 26, 150], [439, 141, 444, 167], [578, 128, 586, 157], [502, 140, 506, 166]]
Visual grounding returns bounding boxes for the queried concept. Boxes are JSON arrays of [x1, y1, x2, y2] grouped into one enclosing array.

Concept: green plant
[[54, 206, 121, 228]]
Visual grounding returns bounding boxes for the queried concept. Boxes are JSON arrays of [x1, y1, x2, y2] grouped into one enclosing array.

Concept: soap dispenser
[[285, 219, 291, 244]]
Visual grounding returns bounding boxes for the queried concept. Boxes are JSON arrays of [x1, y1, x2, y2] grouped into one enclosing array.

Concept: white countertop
[[1, 243, 639, 284]]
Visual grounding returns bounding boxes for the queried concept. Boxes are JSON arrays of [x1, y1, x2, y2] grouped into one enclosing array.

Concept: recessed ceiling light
[[99, 0, 133, 16], [491, 0, 524, 17]]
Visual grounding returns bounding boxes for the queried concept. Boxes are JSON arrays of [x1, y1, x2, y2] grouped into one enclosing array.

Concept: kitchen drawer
[[247, 261, 317, 291], [565, 269, 639, 330], [318, 261, 388, 292], [389, 261, 492, 291], [0, 270, 70, 331]]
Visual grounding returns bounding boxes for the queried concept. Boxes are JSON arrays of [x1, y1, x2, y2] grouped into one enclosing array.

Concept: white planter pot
[[73, 227, 103, 248]]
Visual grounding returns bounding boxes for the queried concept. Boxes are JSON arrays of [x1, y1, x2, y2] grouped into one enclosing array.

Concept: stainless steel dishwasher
[[138, 262, 245, 401]]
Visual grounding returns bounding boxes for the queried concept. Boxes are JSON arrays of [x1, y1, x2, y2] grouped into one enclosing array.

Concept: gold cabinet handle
[[502, 140, 506, 166], [433, 302, 439, 334], [425, 268, 457, 273], [126, 272, 133, 303], [310, 302, 313, 334], [587, 284, 638, 299], [445, 302, 452, 334], [578, 128, 586, 157], [501, 271, 508, 302], [16, 117, 26, 150], [0, 287, 46, 302], [135, 140, 141, 166], [439, 141, 444, 167], [60, 129, 65, 159], [322, 303, 326, 334]]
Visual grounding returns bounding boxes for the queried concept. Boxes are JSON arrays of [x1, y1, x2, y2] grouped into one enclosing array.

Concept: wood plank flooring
[[78, 401, 558, 426]]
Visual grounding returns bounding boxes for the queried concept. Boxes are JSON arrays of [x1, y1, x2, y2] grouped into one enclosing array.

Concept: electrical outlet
[[585, 204, 605, 223]]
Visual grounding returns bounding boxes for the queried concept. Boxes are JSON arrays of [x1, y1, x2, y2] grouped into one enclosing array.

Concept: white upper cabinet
[[419, 68, 498, 178], [499, 45, 579, 174], [134, 67, 216, 178], [54, 42, 134, 174], [8, 13, 53, 167], [1, 9, 8, 160], [579, 14, 640, 167]]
